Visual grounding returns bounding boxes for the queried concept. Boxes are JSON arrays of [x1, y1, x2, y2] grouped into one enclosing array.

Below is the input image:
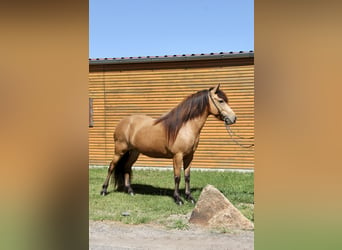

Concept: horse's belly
[[139, 150, 173, 159], [134, 141, 173, 158]]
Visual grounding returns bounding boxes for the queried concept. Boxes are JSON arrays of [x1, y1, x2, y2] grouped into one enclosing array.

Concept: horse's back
[[115, 114, 151, 134], [114, 114, 155, 142]]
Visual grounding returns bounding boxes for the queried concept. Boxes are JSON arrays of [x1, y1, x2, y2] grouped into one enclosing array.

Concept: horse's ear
[[211, 83, 220, 93]]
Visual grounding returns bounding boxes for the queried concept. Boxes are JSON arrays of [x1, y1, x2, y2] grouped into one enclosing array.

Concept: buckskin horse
[[100, 84, 236, 205]]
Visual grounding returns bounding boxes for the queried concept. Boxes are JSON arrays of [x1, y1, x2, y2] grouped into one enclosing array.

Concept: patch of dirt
[[89, 219, 254, 250]]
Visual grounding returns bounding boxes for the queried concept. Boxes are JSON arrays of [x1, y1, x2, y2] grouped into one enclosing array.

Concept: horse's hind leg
[[100, 140, 129, 195], [123, 150, 140, 195], [100, 158, 117, 196]]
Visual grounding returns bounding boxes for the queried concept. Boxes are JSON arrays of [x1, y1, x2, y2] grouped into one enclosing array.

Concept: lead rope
[[209, 92, 254, 148], [225, 124, 255, 148]]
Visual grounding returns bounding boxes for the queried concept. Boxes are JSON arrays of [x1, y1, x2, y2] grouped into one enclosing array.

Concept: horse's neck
[[187, 110, 209, 135]]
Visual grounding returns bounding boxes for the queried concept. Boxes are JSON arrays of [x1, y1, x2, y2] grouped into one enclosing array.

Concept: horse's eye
[[218, 100, 224, 103]]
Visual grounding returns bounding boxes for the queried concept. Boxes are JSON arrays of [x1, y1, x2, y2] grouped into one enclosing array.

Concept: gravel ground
[[89, 220, 254, 250]]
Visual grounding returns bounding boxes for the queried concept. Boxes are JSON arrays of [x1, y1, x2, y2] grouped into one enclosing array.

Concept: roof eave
[[89, 51, 254, 65]]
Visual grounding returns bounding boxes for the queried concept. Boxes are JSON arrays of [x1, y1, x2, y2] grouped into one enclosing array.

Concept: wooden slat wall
[[89, 62, 254, 169]]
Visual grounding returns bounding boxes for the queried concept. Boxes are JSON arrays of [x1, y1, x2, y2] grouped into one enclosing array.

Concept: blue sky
[[89, 0, 254, 58]]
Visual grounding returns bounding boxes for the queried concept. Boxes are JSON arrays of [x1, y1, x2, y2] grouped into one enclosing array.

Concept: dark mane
[[154, 89, 210, 144], [155, 88, 228, 144]]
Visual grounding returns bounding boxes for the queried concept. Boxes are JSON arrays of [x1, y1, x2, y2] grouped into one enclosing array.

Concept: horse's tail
[[111, 151, 131, 190]]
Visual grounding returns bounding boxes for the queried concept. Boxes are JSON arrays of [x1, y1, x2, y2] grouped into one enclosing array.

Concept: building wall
[[89, 57, 254, 169]]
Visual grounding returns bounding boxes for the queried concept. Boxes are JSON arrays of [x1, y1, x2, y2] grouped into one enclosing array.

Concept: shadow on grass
[[133, 184, 202, 198], [106, 183, 201, 198], [132, 184, 175, 196]]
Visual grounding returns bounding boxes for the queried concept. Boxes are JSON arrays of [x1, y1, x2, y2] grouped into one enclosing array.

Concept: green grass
[[89, 168, 254, 226], [168, 219, 190, 230]]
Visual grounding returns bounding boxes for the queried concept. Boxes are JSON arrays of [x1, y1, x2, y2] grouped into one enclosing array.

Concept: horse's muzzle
[[224, 116, 236, 125]]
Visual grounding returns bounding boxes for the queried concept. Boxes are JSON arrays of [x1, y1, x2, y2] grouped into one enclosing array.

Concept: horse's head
[[208, 84, 236, 125]]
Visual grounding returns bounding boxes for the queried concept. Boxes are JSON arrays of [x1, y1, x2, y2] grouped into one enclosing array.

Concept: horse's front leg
[[184, 154, 196, 204], [173, 153, 184, 205]]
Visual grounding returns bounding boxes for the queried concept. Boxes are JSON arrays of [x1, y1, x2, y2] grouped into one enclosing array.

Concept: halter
[[208, 91, 233, 125]]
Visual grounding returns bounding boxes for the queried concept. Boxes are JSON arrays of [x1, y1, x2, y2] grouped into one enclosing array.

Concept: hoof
[[185, 194, 196, 204], [100, 190, 108, 196], [174, 197, 184, 205], [125, 186, 134, 196], [174, 193, 184, 205], [176, 200, 183, 206]]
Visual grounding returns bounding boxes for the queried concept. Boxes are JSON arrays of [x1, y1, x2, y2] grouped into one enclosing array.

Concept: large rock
[[189, 184, 254, 230]]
